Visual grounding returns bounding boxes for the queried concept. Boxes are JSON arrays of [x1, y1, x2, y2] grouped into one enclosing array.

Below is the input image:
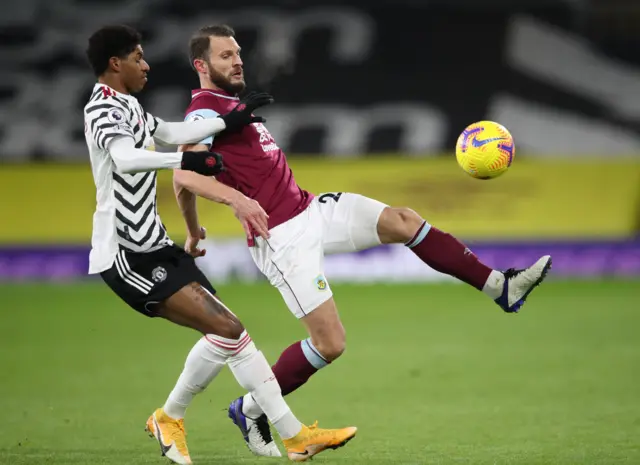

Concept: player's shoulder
[[186, 89, 236, 117], [84, 85, 137, 118]]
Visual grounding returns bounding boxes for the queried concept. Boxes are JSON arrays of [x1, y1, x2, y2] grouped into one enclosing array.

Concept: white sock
[[242, 392, 263, 418], [164, 330, 255, 419], [163, 337, 226, 420], [228, 341, 303, 440], [482, 270, 505, 300], [242, 337, 328, 419]]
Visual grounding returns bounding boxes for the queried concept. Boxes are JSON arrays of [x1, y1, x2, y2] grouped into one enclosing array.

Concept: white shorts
[[249, 193, 388, 318]]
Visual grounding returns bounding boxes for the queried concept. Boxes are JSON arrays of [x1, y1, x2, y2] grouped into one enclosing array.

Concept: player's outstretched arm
[[153, 117, 227, 145], [152, 91, 274, 145], [108, 136, 224, 176]]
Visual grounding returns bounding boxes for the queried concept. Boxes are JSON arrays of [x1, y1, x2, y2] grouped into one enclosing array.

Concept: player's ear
[[108, 56, 121, 73], [193, 59, 208, 75]]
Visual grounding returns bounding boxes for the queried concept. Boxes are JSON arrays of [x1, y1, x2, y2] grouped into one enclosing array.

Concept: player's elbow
[[172, 169, 204, 197], [173, 169, 191, 188], [113, 159, 138, 175], [110, 147, 139, 174]]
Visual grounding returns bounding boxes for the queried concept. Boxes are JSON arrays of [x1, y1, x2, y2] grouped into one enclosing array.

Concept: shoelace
[[306, 421, 334, 440], [170, 419, 188, 451], [504, 268, 520, 278], [505, 267, 540, 286]]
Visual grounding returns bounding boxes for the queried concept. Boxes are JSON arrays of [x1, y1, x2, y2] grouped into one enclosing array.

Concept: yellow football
[[455, 121, 515, 179]]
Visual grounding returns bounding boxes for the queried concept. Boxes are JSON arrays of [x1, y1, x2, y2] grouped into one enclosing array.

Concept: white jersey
[[84, 83, 172, 274]]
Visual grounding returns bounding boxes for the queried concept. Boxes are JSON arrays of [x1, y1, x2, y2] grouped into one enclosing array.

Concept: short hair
[[86, 25, 142, 77], [188, 24, 236, 70]]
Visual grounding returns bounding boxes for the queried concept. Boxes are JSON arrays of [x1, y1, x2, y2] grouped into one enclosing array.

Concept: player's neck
[[98, 76, 129, 95], [199, 80, 235, 97]]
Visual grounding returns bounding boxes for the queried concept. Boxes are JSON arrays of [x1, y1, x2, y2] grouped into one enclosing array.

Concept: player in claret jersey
[[173, 24, 553, 458]]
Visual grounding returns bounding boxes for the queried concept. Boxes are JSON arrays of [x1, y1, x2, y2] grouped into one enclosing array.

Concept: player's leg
[[318, 192, 552, 312], [375, 205, 552, 312], [155, 282, 356, 462], [104, 246, 354, 463], [145, 283, 246, 464], [234, 299, 351, 461], [232, 207, 352, 457], [154, 283, 302, 457], [202, 287, 355, 461], [376, 205, 504, 292], [276, 296, 345, 390], [102, 249, 288, 462], [101, 252, 215, 464], [315, 192, 551, 312], [152, 248, 355, 461], [224, 292, 355, 462], [240, 296, 344, 419]]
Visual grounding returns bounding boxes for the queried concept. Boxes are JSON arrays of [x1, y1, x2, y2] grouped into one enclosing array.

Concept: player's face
[[121, 45, 150, 93], [205, 36, 245, 95]]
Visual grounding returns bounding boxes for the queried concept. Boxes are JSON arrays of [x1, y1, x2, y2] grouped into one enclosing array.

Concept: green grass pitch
[[1, 280, 639, 464]]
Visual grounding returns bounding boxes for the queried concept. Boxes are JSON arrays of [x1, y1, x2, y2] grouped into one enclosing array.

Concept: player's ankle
[[273, 411, 303, 440], [482, 270, 505, 300], [242, 393, 265, 419], [162, 402, 187, 421]]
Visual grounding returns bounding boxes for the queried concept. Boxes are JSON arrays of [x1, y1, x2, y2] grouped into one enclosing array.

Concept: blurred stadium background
[[1, 0, 639, 464]]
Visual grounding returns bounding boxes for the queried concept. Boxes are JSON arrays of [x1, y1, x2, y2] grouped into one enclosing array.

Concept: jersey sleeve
[[184, 108, 220, 147], [146, 112, 161, 136], [85, 97, 133, 150]]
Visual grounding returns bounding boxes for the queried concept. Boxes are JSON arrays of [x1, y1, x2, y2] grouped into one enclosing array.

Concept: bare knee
[[312, 329, 346, 362], [301, 298, 346, 362], [377, 206, 425, 244], [199, 296, 245, 339], [201, 312, 244, 339], [159, 283, 245, 339]]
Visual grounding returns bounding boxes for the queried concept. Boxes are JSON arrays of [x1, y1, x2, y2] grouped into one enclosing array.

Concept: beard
[[207, 62, 245, 95]]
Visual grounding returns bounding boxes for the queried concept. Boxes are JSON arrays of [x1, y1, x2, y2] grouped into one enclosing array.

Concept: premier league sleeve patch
[[107, 107, 126, 124]]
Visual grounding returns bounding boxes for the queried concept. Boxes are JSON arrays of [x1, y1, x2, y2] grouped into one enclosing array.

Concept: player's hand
[[218, 91, 274, 133], [181, 151, 225, 176], [185, 226, 207, 258], [230, 194, 270, 242]]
